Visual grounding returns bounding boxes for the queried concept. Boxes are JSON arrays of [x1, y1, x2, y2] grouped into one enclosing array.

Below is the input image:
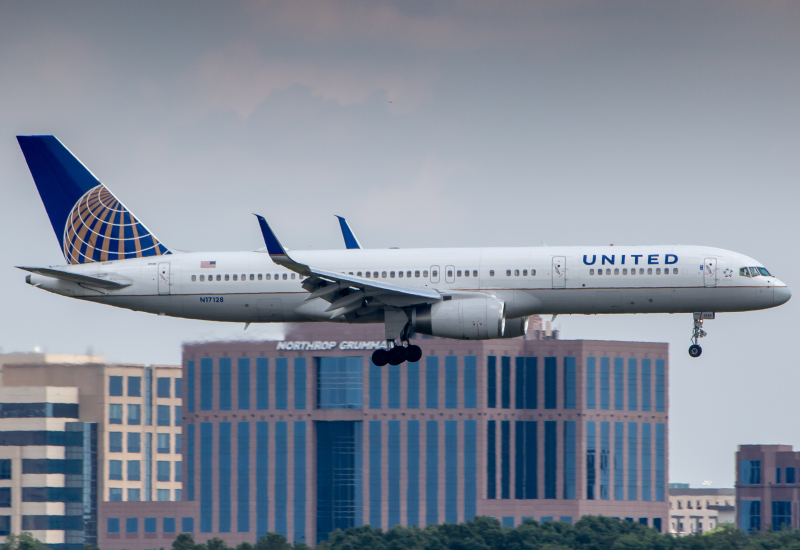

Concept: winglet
[[335, 215, 362, 249], [253, 214, 311, 276]]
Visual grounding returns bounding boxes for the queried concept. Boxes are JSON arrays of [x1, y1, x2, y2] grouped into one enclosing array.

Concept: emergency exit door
[[552, 257, 566, 288], [704, 258, 717, 287]]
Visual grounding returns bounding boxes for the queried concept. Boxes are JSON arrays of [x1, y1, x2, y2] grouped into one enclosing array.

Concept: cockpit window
[[749, 267, 760, 277], [758, 267, 771, 277], [739, 268, 750, 277]]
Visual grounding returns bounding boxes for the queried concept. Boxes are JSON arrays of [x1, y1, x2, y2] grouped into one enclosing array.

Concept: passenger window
[[291, 274, 296, 279], [407, 271, 411, 278], [233, 274, 238, 281], [250, 274, 254, 281], [390, 271, 395, 278], [349, 272, 353, 275], [473, 270, 478, 277], [191, 275, 196, 282], [489, 270, 495, 276], [531, 269, 536, 276], [274, 274, 279, 280], [415, 270, 420, 277], [522, 269, 527, 276], [258, 274, 262, 280], [506, 270, 511, 276], [606, 269, 611, 275], [597, 269, 602, 276], [398, 271, 403, 278], [639, 268, 644, 275], [282, 274, 287, 280], [656, 268, 661, 275], [464, 270, 470, 277], [423, 270, 429, 278], [647, 268, 653, 275], [457, 270, 462, 277], [224, 274, 229, 281], [200, 275, 206, 282], [373, 272, 378, 278], [614, 269, 619, 275], [365, 272, 371, 278], [447, 269, 453, 278], [239, 274, 244, 280], [432, 270, 438, 278], [622, 268, 627, 275], [590, 269, 595, 275], [382, 271, 387, 278], [514, 269, 519, 276], [266, 274, 271, 280], [357, 271, 362, 277], [215, 274, 220, 281]]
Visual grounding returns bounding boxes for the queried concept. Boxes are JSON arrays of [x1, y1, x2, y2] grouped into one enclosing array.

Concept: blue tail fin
[[17, 136, 170, 264], [335, 215, 362, 249]]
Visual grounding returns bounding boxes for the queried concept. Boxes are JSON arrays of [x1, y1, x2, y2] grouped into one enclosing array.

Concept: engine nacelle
[[500, 316, 528, 339], [415, 298, 505, 340]]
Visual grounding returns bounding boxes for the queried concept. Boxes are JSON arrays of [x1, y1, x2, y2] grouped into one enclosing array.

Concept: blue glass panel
[[641, 422, 651, 501], [163, 517, 176, 533], [294, 421, 306, 543], [426, 420, 438, 525], [564, 421, 575, 499], [614, 358, 623, 411], [514, 421, 524, 499], [740, 500, 761, 532], [487, 420, 496, 499], [600, 357, 610, 410], [369, 421, 381, 528], [544, 421, 556, 499], [502, 517, 514, 528], [627, 422, 637, 500], [388, 365, 400, 409], [445, 356, 458, 409], [369, 361, 382, 409], [463, 420, 477, 520], [238, 358, 250, 411], [501, 356, 511, 409], [186, 424, 195, 501], [182, 517, 194, 533], [256, 422, 269, 537], [388, 420, 400, 528], [109, 376, 123, 397], [627, 359, 637, 411], [317, 358, 364, 409], [275, 422, 288, 536], [219, 358, 232, 411], [614, 422, 624, 500], [525, 421, 537, 499], [218, 422, 231, 532], [426, 356, 439, 409], [294, 358, 307, 410], [515, 357, 524, 409], [487, 356, 496, 408], [200, 422, 213, 532], [586, 421, 595, 500], [237, 422, 250, 533], [655, 359, 665, 412], [564, 357, 576, 409], [600, 421, 610, 500], [525, 357, 537, 409], [501, 420, 510, 499], [407, 362, 420, 409], [641, 359, 651, 412], [276, 359, 288, 411], [464, 356, 477, 409], [316, 421, 363, 543], [445, 421, 458, 523], [407, 420, 420, 526], [586, 357, 596, 410], [655, 423, 665, 502], [186, 362, 195, 412], [256, 358, 269, 410], [544, 357, 557, 409], [200, 358, 212, 411]]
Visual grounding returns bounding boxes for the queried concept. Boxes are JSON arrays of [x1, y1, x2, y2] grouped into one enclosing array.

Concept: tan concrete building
[[669, 487, 735, 534]]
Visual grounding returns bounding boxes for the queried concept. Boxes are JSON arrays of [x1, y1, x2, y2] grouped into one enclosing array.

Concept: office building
[[669, 486, 735, 534], [119, 322, 667, 547], [737, 444, 800, 532]]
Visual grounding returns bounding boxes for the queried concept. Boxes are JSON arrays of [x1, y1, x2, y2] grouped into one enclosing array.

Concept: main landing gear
[[689, 312, 714, 358], [372, 341, 423, 367]]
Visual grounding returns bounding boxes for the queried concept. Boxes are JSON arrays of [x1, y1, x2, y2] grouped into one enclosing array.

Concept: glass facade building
[[170, 323, 669, 546], [736, 444, 800, 533]]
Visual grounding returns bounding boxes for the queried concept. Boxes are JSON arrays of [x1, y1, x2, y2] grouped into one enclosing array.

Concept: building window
[[126, 517, 138, 534], [564, 357, 576, 409], [586, 421, 596, 500], [0, 460, 10, 480], [219, 357, 232, 411], [787, 467, 796, 484], [600, 357, 610, 410], [175, 405, 182, 426], [107, 517, 120, 533], [164, 517, 176, 533], [157, 405, 170, 426], [157, 433, 170, 454], [276, 358, 288, 410], [238, 358, 251, 411], [144, 517, 157, 533], [295, 358, 307, 410], [128, 376, 141, 397], [158, 461, 171, 482], [109, 488, 122, 501], [487, 356, 496, 409], [316, 357, 364, 409], [109, 404, 122, 424], [127, 460, 140, 481], [157, 378, 171, 398], [614, 358, 624, 411], [109, 432, 123, 452], [426, 356, 439, 409], [175, 489, 182, 501], [182, 517, 194, 533], [0, 488, 10, 508], [564, 421, 576, 499], [128, 488, 141, 501], [445, 356, 458, 409], [487, 420, 496, 499], [741, 460, 761, 484], [175, 460, 182, 483], [627, 359, 638, 411], [544, 421, 557, 499], [175, 434, 182, 455], [200, 358, 213, 411], [544, 357, 557, 409], [109, 376, 123, 396], [464, 355, 478, 409], [128, 432, 141, 453], [369, 362, 381, 409], [109, 460, 122, 480], [586, 357, 596, 410], [501, 357, 511, 409], [742, 501, 761, 533], [127, 404, 141, 425], [175, 377, 182, 399]]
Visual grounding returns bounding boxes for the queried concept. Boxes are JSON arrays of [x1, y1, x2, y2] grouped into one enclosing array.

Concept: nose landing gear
[[371, 340, 423, 366], [689, 312, 714, 358]]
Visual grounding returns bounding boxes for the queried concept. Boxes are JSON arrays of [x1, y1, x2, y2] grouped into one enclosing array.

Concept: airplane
[[15, 136, 791, 366]]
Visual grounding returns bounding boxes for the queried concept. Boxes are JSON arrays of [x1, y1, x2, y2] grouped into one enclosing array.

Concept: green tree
[[0, 533, 49, 550], [236, 543, 255, 550], [173, 533, 197, 550], [207, 538, 231, 550], [255, 533, 292, 550]]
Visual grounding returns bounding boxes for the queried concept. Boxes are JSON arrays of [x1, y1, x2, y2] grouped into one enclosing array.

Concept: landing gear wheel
[[405, 345, 422, 363], [372, 349, 389, 367], [388, 345, 407, 366], [688, 344, 702, 358]]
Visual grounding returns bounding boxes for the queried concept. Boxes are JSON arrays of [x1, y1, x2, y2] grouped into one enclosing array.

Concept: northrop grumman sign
[[276, 341, 388, 351]]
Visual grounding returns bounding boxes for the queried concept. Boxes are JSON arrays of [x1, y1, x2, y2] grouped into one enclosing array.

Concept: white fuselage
[[27, 245, 789, 325], [29, 246, 790, 323]]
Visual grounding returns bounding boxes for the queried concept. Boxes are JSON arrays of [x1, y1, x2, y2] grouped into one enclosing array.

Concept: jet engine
[[415, 297, 505, 340], [500, 316, 528, 339]]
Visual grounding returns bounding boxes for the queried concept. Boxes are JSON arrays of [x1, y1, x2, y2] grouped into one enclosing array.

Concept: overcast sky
[[2, 0, 799, 489]]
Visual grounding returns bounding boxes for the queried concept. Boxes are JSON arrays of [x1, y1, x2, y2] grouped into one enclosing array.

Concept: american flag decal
[[201, 261, 216, 268]]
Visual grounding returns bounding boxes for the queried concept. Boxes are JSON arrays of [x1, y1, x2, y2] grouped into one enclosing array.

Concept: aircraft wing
[[254, 215, 440, 317], [17, 266, 133, 289]]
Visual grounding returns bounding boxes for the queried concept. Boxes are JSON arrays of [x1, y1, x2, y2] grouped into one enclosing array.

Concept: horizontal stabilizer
[[17, 266, 132, 289]]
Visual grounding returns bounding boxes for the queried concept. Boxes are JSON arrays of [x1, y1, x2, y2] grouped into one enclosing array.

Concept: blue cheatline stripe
[[407, 420, 420, 526], [219, 422, 231, 532], [256, 422, 269, 536], [237, 422, 250, 533], [200, 423, 213, 532], [275, 422, 288, 536], [294, 421, 306, 543], [463, 420, 477, 520], [388, 421, 401, 528], [369, 421, 382, 528], [426, 420, 438, 526], [445, 421, 458, 523]]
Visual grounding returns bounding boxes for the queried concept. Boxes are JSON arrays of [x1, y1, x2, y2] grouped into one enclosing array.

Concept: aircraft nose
[[774, 285, 792, 306]]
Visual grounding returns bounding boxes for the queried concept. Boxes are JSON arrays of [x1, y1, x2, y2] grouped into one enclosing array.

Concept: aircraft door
[[552, 257, 566, 288], [158, 263, 171, 295], [704, 258, 717, 287], [430, 266, 440, 284], [445, 265, 455, 284]]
